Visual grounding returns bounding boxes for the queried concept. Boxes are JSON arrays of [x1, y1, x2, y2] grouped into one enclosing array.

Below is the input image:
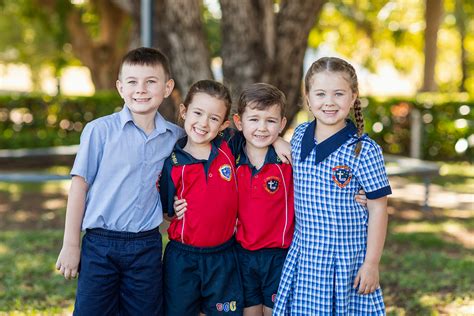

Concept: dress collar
[[300, 119, 358, 164]]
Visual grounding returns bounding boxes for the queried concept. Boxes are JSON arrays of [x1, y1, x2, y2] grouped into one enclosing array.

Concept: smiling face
[[234, 103, 286, 151], [306, 71, 357, 132], [116, 63, 174, 117], [180, 92, 230, 147]]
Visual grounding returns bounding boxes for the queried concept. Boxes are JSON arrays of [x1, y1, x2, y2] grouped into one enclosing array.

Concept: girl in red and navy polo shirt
[[159, 80, 243, 316]]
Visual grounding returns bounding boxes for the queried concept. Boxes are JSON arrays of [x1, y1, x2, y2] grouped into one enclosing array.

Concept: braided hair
[[304, 57, 364, 156]]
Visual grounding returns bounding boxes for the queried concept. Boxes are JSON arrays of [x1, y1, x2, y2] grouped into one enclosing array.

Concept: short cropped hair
[[237, 83, 286, 117], [118, 47, 171, 80]]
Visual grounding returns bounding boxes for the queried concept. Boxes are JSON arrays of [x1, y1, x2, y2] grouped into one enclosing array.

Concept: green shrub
[[0, 93, 472, 161]]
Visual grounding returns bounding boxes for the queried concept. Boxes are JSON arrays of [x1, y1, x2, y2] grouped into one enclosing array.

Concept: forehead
[[120, 63, 166, 78], [310, 71, 351, 90], [244, 103, 282, 117], [189, 93, 227, 114]]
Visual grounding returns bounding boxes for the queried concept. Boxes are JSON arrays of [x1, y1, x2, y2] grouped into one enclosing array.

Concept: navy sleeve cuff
[[366, 186, 392, 199]]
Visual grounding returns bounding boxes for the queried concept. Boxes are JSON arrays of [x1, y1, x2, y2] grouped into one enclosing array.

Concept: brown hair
[[237, 83, 287, 117], [182, 80, 232, 121], [118, 47, 171, 80], [304, 57, 364, 156]]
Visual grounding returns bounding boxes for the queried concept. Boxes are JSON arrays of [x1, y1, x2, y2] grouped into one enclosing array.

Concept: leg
[[73, 233, 120, 316], [262, 305, 272, 316], [163, 243, 201, 316], [244, 305, 263, 316], [120, 232, 164, 315], [201, 247, 244, 315]]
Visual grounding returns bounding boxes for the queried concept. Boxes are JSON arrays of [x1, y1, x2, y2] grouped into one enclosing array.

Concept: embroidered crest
[[219, 164, 232, 181], [171, 152, 178, 165], [216, 301, 237, 312], [264, 176, 280, 193], [332, 165, 352, 188]]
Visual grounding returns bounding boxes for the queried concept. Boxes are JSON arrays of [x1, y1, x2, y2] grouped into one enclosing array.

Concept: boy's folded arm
[[57, 175, 88, 280]]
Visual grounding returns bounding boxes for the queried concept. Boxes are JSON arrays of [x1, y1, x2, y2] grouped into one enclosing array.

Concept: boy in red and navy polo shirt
[[232, 83, 294, 316], [158, 80, 243, 316]]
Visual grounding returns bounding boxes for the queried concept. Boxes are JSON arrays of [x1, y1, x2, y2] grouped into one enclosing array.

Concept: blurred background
[[0, 0, 472, 315]]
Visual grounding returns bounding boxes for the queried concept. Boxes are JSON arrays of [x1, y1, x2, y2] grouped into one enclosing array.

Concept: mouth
[[133, 97, 151, 103], [322, 109, 338, 115], [193, 127, 207, 135], [253, 135, 269, 140]]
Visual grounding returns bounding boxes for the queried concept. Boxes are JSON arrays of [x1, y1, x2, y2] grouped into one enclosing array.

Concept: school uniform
[[273, 120, 391, 316], [159, 135, 243, 316], [234, 144, 294, 308], [72, 106, 183, 316]]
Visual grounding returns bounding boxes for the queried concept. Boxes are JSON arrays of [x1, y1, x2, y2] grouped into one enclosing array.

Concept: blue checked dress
[[273, 120, 391, 315]]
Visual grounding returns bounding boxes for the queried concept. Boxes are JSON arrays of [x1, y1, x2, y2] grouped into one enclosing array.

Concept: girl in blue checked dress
[[273, 57, 391, 315]]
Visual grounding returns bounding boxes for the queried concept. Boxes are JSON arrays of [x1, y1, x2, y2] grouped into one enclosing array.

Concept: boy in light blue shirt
[[56, 47, 184, 315]]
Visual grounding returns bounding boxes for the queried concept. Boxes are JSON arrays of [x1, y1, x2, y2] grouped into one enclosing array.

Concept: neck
[[183, 141, 211, 160], [131, 112, 156, 135], [314, 120, 346, 143], [245, 143, 268, 170]]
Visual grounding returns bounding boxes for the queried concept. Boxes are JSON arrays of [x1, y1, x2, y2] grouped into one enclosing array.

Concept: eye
[[193, 111, 201, 116], [147, 79, 157, 84], [127, 80, 137, 85], [249, 118, 258, 122], [316, 92, 325, 97], [335, 92, 344, 97], [268, 119, 277, 124], [210, 117, 220, 122]]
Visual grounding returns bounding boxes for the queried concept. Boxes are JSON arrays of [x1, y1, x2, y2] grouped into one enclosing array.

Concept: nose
[[135, 81, 147, 94]]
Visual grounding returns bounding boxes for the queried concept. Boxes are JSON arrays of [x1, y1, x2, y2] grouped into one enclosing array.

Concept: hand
[[274, 137, 292, 164], [353, 262, 380, 295], [173, 196, 188, 219], [355, 189, 367, 207], [56, 245, 81, 280]]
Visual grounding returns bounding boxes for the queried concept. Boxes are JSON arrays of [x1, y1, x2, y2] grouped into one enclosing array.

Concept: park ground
[[0, 163, 472, 315]]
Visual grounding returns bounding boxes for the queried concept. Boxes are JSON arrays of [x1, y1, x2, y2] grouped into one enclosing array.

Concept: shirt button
[[255, 175, 259, 178], [209, 173, 213, 177]]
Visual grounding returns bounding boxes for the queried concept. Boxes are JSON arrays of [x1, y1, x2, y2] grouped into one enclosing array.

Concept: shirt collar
[[236, 143, 281, 174], [171, 135, 224, 165], [300, 119, 358, 164], [119, 105, 168, 135]]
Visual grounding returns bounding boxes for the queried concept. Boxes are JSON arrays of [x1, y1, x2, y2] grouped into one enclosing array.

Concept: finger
[[71, 269, 78, 279], [64, 268, 71, 280], [56, 260, 61, 270], [353, 274, 360, 289]]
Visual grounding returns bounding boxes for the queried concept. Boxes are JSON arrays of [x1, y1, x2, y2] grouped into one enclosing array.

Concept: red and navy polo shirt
[[235, 144, 294, 251], [159, 135, 239, 248]]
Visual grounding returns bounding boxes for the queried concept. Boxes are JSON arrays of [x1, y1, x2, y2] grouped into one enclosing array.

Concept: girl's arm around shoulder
[[56, 176, 88, 280]]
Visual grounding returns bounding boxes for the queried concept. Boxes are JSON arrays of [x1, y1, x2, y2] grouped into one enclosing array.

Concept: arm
[[56, 176, 88, 280], [353, 196, 388, 294], [273, 137, 292, 164]]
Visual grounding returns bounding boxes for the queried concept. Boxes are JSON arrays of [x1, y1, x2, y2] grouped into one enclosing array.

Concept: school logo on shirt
[[216, 301, 237, 312], [219, 164, 232, 181], [264, 176, 280, 194], [155, 173, 161, 192], [332, 165, 352, 188]]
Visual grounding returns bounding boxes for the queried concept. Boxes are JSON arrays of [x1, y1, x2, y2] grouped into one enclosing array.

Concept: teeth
[[194, 127, 207, 135]]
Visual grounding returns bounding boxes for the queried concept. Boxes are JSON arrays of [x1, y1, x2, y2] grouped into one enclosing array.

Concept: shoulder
[[81, 113, 120, 137], [290, 122, 311, 147], [163, 119, 184, 136]]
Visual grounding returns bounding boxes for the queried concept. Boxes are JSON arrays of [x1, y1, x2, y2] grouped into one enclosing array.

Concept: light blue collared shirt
[[71, 106, 184, 232]]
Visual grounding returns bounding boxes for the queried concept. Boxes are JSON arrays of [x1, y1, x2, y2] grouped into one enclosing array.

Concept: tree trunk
[[455, 0, 467, 92], [420, 0, 443, 92], [220, 0, 326, 128]]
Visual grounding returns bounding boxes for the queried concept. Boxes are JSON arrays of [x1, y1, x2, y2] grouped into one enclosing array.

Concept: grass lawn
[[0, 162, 472, 315]]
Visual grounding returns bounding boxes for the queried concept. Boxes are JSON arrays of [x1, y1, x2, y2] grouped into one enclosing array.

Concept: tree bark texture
[[421, 0, 443, 92]]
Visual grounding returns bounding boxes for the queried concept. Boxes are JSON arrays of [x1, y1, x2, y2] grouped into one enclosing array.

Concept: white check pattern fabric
[[273, 122, 389, 315]]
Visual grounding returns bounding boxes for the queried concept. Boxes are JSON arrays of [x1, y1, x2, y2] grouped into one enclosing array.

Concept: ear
[[233, 114, 243, 131], [219, 120, 231, 132], [279, 117, 287, 134], [179, 103, 187, 120], [116, 80, 124, 98], [164, 79, 175, 98]]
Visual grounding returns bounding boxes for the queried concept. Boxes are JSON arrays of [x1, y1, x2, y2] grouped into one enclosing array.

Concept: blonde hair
[[304, 57, 364, 156]]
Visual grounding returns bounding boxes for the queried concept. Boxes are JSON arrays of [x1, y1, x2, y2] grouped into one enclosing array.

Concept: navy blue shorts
[[74, 227, 163, 316], [235, 245, 288, 308], [163, 238, 244, 316]]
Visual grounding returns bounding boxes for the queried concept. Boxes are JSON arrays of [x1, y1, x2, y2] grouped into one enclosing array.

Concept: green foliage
[[0, 93, 472, 161], [362, 94, 474, 161], [0, 93, 122, 149]]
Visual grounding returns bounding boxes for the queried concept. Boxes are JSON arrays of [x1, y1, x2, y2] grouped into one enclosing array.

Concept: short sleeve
[[355, 142, 392, 199], [70, 122, 104, 185], [159, 159, 177, 217]]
